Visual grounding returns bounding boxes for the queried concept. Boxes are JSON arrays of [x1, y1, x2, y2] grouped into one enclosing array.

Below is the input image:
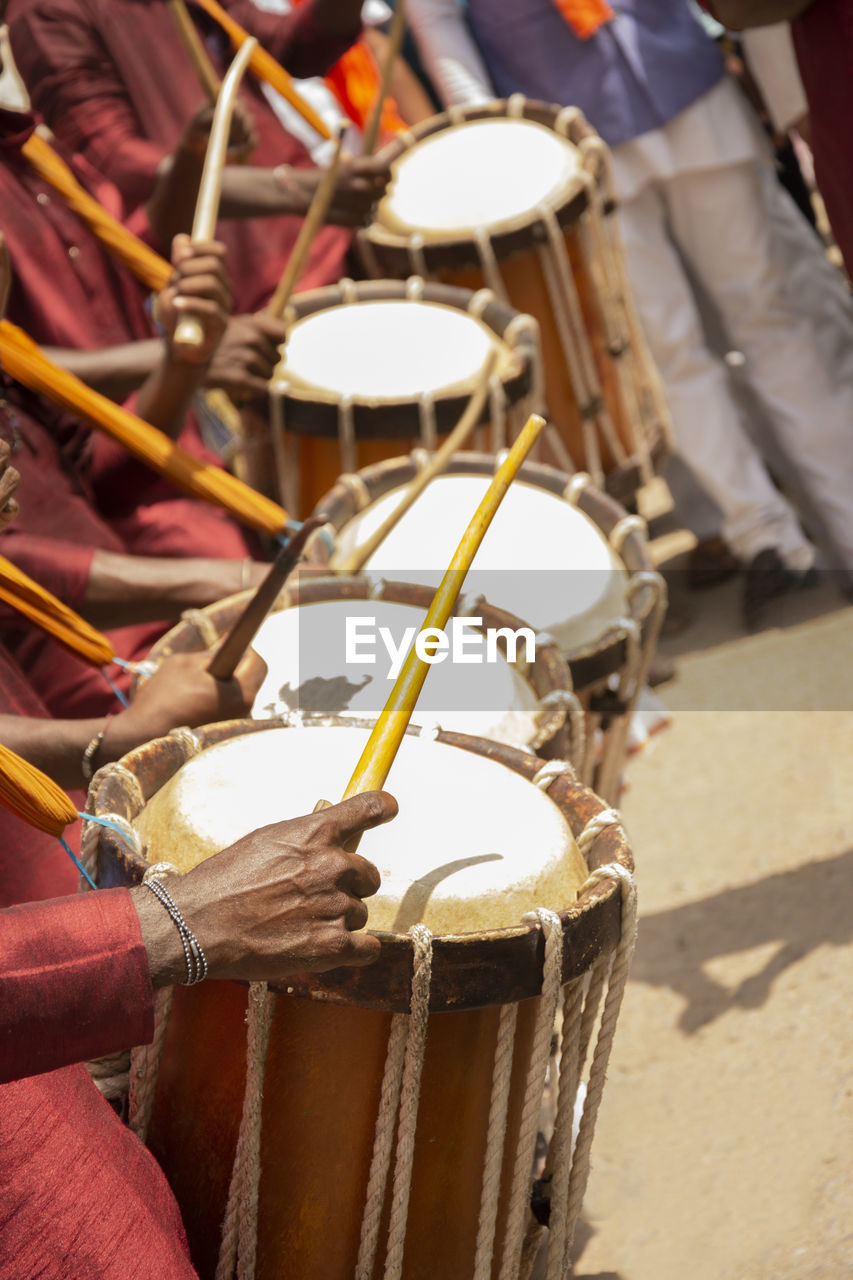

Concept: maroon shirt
[[9, 0, 357, 312], [791, 0, 853, 277]]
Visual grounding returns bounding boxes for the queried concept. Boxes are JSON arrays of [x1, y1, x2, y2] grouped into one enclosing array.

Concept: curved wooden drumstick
[[167, 0, 221, 104], [173, 37, 258, 353], [265, 131, 345, 320], [206, 517, 324, 680], [334, 348, 500, 573], [328, 413, 547, 847]]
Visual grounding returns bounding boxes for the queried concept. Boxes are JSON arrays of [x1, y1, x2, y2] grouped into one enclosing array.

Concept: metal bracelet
[[143, 877, 208, 986]]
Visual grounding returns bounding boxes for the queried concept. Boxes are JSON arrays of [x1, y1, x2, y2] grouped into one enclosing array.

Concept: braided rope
[[472, 1001, 519, 1280], [498, 909, 564, 1280], [382, 924, 434, 1280], [576, 808, 622, 856], [215, 982, 275, 1280], [181, 607, 220, 650], [128, 985, 175, 1142], [543, 978, 586, 1280]]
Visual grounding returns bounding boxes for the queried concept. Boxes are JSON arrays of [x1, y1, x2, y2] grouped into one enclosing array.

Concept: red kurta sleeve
[[0, 887, 154, 1083]]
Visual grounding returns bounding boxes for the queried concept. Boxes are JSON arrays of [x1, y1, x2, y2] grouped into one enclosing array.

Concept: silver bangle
[[82, 715, 114, 783], [143, 877, 208, 985]]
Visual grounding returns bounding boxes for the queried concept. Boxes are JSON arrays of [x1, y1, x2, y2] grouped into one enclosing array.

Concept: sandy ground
[[570, 527, 853, 1280]]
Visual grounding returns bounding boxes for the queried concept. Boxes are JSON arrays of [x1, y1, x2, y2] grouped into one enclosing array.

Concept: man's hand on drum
[[275, 155, 392, 227], [97, 650, 265, 773], [132, 792, 397, 985], [205, 311, 289, 399], [158, 234, 233, 366]]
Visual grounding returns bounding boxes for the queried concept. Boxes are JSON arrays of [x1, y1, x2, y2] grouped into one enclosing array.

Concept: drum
[[144, 574, 578, 757], [246, 277, 537, 518], [85, 717, 634, 1280], [360, 99, 671, 502], [307, 452, 667, 802]]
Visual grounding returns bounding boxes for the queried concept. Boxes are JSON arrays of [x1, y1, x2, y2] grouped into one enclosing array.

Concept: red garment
[[0, 389, 178, 717], [9, 0, 357, 313], [0, 645, 81, 907], [0, 862, 195, 1275], [0, 106, 257, 564], [791, 0, 853, 277]]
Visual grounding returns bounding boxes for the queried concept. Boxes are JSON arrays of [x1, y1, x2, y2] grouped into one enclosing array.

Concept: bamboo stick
[[266, 132, 345, 319], [362, 0, 407, 156], [206, 516, 323, 680], [173, 37, 258, 352], [167, 0, 221, 103], [335, 349, 499, 573], [339, 413, 546, 839]]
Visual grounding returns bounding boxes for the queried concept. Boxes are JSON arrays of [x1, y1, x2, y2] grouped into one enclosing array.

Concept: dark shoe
[[687, 536, 740, 589], [742, 548, 815, 631]]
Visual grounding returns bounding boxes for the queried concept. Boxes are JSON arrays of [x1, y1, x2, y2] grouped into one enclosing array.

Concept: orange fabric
[[0, 743, 79, 837], [324, 40, 407, 142], [21, 132, 172, 294], [551, 0, 614, 40], [0, 320, 289, 536], [194, 0, 333, 139], [0, 554, 115, 669]]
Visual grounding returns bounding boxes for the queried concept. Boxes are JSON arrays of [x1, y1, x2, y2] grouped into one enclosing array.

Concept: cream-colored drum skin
[[134, 726, 589, 935], [274, 299, 503, 401], [381, 118, 580, 234], [249, 599, 544, 748], [332, 474, 628, 653]]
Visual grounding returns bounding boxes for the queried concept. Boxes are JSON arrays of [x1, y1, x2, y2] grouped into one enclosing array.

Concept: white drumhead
[[332, 475, 629, 654], [275, 300, 499, 400], [251, 598, 544, 749], [380, 119, 580, 235], [134, 726, 589, 935]]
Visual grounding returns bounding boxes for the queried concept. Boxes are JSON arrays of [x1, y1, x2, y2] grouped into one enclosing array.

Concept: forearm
[[218, 165, 303, 219], [82, 549, 261, 628], [134, 351, 206, 439], [147, 148, 206, 246], [708, 0, 814, 28], [0, 711, 169, 790], [43, 341, 162, 401]]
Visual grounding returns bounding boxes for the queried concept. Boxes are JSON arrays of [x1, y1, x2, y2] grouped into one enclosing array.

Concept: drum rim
[[86, 717, 631, 1013], [364, 98, 598, 257], [141, 573, 574, 757], [269, 278, 535, 436], [308, 450, 664, 689]]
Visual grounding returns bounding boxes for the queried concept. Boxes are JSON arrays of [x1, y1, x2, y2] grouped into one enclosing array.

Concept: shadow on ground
[[629, 846, 853, 1032]]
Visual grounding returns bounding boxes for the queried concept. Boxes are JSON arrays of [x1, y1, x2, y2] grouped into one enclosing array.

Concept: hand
[[158, 234, 233, 365], [102, 648, 266, 760], [0, 439, 21, 530], [276, 155, 391, 227], [133, 791, 397, 984], [205, 313, 288, 398], [180, 100, 258, 164]]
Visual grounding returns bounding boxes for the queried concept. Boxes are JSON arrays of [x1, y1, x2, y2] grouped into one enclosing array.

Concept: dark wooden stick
[[207, 516, 324, 680]]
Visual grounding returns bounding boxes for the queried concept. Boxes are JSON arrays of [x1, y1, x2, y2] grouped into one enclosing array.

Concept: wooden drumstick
[[337, 413, 546, 847], [167, 0, 221, 104], [334, 348, 500, 573], [362, 0, 407, 156], [173, 37, 258, 353], [265, 131, 345, 320], [206, 516, 323, 681]]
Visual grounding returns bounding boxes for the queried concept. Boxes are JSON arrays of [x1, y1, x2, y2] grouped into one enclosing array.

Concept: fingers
[[341, 930, 381, 968], [336, 848, 382, 900], [319, 791, 399, 842]]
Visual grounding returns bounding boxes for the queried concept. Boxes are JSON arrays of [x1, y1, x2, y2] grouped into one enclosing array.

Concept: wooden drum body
[[142, 574, 576, 758], [252, 278, 537, 517], [361, 99, 671, 502], [308, 452, 667, 802], [86, 720, 634, 1280]]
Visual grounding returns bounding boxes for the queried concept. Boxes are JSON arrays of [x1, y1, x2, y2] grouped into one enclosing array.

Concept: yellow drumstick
[[335, 349, 499, 573], [173, 38, 258, 353], [336, 413, 546, 840]]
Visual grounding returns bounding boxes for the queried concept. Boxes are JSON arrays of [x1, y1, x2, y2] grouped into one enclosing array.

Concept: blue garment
[[464, 0, 725, 147]]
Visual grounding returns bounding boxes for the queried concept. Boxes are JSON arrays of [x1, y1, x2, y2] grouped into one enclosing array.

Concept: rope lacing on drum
[[563, 471, 591, 506], [355, 924, 434, 1280], [531, 760, 576, 790], [406, 234, 429, 279], [339, 395, 357, 477], [181, 607, 220, 650], [404, 275, 425, 302], [169, 726, 202, 759], [337, 470, 372, 511], [609, 513, 647, 556]]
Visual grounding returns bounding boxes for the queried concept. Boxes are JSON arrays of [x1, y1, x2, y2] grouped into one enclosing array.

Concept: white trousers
[[616, 155, 853, 574]]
